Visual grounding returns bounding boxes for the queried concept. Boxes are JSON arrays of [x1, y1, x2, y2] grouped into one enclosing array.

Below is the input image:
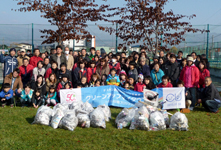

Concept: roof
[[17, 43, 32, 46]]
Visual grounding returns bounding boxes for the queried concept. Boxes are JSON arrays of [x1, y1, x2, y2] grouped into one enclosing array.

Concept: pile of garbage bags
[[32, 101, 111, 131], [116, 102, 188, 131]]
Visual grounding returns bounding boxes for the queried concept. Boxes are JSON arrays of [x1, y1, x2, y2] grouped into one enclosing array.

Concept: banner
[[143, 89, 159, 107], [60, 86, 144, 108]]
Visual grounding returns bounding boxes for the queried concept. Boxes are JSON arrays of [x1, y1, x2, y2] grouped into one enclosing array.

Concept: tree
[[99, 0, 204, 54], [170, 46, 178, 54], [14, 0, 111, 45]]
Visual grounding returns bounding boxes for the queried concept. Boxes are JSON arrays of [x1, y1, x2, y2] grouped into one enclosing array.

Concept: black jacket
[[58, 69, 72, 81], [201, 83, 221, 102], [50, 54, 66, 65], [31, 81, 47, 96], [164, 62, 179, 85], [31, 94, 44, 106]]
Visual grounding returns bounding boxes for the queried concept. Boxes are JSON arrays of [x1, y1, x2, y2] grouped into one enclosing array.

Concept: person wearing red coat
[[109, 55, 121, 75], [29, 49, 43, 67], [157, 76, 173, 88], [198, 61, 210, 88], [19, 58, 34, 87], [134, 74, 145, 92], [179, 56, 200, 110], [87, 61, 97, 83]]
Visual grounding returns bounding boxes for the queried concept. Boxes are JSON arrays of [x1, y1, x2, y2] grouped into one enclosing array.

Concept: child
[[157, 75, 173, 88], [89, 73, 99, 87], [106, 68, 120, 86], [119, 70, 128, 87], [177, 80, 192, 110], [32, 89, 44, 109], [128, 74, 135, 90], [20, 83, 34, 107], [128, 62, 138, 81], [144, 76, 156, 90], [76, 84, 82, 88], [0, 83, 14, 107], [46, 85, 58, 106], [95, 80, 101, 87], [124, 82, 130, 90], [87, 60, 97, 83], [134, 74, 146, 92], [101, 74, 107, 86], [81, 76, 89, 88], [65, 82, 73, 89]]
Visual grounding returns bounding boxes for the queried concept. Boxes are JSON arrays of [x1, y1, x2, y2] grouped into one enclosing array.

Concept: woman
[[46, 73, 58, 92], [159, 57, 166, 73], [31, 75, 47, 96], [150, 63, 165, 86], [138, 57, 150, 77], [73, 60, 88, 87], [198, 60, 210, 90], [45, 61, 59, 79], [179, 56, 200, 111], [94, 55, 100, 66], [32, 61, 45, 81], [96, 58, 110, 79]]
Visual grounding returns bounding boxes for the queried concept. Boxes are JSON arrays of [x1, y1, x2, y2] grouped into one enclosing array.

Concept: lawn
[[0, 106, 221, 150]]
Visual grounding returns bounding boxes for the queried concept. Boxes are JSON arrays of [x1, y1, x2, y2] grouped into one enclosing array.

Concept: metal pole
[[161, 25, 163, 47], [206, 24, 209, 59], [116, 23, 118, 54], [32, 23, 34, 53]]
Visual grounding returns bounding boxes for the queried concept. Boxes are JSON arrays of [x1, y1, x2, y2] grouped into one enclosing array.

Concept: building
[[16, 43, 32, 50]]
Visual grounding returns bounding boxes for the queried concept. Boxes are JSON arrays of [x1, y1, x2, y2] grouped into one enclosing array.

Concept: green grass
[[0, 107, 221, 150]]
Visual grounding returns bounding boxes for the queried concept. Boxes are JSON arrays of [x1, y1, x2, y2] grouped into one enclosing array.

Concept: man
[[17, 50, 21, 58], [81, 49, 90, 62], [19, 58, 34, 87], [89, 47, 96, 60], [43, 57, 51, 72], [50, 45, 66, 69], [191, 52, 199, 67], [159, 50, 166, 62], [69, 50, 73, 56], [73, 51, 78, 64], [164, 54, 179, 86], [198, 77, 221, 113], [29, 48, 43, 67], [0, 48, 18, 77], [65, 47, 74, 71], [58, 63, 72, 81], [96, 50, 101, 57], [27, 50, 32, 57], [17, 49, 30, 68], [140, 47, 146, 53], [121, 52, 126, 58], [176, 51, 183, 66]]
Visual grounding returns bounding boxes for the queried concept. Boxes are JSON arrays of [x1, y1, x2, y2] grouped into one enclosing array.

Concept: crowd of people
[[0, 46, 220, 113]]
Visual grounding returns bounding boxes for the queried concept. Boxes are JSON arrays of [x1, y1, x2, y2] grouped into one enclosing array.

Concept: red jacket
[[72, 63, 78, 71], [29, 56, 43, 67], [179, 65, 200, 88], [199, 69, 210, 88], [134, 82, 145, 92], [109, 62, 121, 75], [157, 82, 173, 88], [87, 67, 97, 83], [57, 81, 73, 93], [45, 68, 52, 79], [19, 64, 34, 79]]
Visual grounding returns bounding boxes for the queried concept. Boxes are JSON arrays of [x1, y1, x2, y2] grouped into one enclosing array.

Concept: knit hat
[[138, 74, 144, 81], [9, 48, 16, 53], [187, 56, 194, 62], [129, 74, 136, 81], [120, 70, 127, 76]]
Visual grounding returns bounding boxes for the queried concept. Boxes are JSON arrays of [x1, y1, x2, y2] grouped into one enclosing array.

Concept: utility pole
[[116, 23, 118, 54], [2, 37, 4, 49], [212, 35, 214, 49]]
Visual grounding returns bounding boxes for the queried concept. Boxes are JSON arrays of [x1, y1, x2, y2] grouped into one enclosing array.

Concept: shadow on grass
[[26, 116, 35, 124]]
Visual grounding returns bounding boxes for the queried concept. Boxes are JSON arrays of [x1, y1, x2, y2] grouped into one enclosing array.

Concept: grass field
[[0, 106, 221, 150]]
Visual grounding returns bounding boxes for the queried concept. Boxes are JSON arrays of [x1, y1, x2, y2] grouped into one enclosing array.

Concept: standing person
[[89, 47, 96, 60], [17, 50, 21, 58], [128, 62, 138, 82], [198, 61, 210, 91], [0, 48, 18, 78], [73, 51, 78, 64], [159, 50, 166, 62], [164, 54, 179, 86], [159, 57, 166, 73], [45, 61, 59, 79], [201, 54, 210, 70], [26, 50, 32, 57], [138, 57, 150, 77], [191, 52, 199, 67], [65, 47, 74, 71], [176, 51, 183, 67], [19, 58, 34, 87], [58, 63, 72, 81], [50, 45, 66, 69], [41, 53, 47, 60], [96, 50, 101, 57], [96, 58, 110, 79], [150, 63, 165, 86], [109, 54, 121, 75], [81, 49, 90, 62], [149, 56, 159, 71], [29, 48, 43, 67], [43, 57, 51, 72], [87, 60, 97, 83], [17, 49, 30, 68], [179, 56, 200, 111], [132, 52, 140, 70]]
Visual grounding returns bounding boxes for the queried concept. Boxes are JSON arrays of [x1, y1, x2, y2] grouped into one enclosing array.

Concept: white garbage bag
[[115, 108, 136, 129], [170, 112, 188, 131], [129, 106, 150, 130], [53, 103, 66, 114], [90, 108, 106, 128], [59, 111, 78, 131], [82, 101, 94, 114], [69, 101, 83, 110], [32, 106, 53, 126], [149, 111, 166, 131], [161, 110, 170, 127], [77, 113, 90, 128], [51, 108, 64, 129], [97, 105, 111, 122]]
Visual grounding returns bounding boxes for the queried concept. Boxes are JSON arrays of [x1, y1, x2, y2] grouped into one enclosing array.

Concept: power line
[[201, 8, 221, 24]]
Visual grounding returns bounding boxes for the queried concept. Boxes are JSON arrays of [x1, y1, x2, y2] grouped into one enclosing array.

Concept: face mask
[[65, 51, 69, 54], [27, 53, 30, 55], [112, 59, 116, 63]]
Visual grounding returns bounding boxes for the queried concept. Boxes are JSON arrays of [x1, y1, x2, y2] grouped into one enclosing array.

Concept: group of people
[[0, 46, 220, 113]]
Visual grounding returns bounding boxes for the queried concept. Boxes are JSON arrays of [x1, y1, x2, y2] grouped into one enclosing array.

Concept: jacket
[[89, 54, 95, 60], [179, 65, 200, 88], [109, 62, 121, 75], [44, 63, 51, 72], [45, 78, 58, 92], [164, 62, 180, 85], [87, 67, 97, 83], [150, 69, 165, 85], [57, 81, 72, 93], [128, 68, 138, 81], [106, 74, 120, 86], [134, 82, 145, 92], [45, 68, 59, 79], [4, 73, 23, 91], [50, 54, 66, 65], [66, 54, 74, 70], [31, 81, 47, 96], [138, 64, 150, 77], [0, 54, 18, 77], [21, 89, 33, 101], [82, 56, 90, 62], [17, 55, 30, 68], [46, 92, 58, 102], [199, 69, 210, 88], [96, 65, 110, 79], [32, 67, 46, 80], [19, 64, 34, 85], [157, 82, 173, 88], [72, 67, 87, 84], [58, 69, 72, 81], [201, 83, 221, 102], [31, 94, 44, 106], [29, 56, 43, 67], [0, 89, 13, 100]]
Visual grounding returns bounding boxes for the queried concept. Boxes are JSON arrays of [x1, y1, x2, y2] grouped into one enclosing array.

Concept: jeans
[[187, 87, 196, 107], [203, 100, 221, 112]]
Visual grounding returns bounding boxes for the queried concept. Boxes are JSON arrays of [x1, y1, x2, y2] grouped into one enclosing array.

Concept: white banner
[[143, 89, 159, 107], [60, 89, 82, 104]]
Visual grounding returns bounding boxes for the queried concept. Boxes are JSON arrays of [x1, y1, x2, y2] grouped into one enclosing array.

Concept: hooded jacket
[[0, 54, 18, 77], [29, 55, 43, 68]]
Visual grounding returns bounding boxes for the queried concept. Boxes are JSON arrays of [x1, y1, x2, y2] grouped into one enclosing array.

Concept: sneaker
[[189, 106, 194, 111], [10, 104, 14, 108]]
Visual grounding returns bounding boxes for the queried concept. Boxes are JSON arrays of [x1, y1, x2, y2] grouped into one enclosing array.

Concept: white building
[[16, 43, 32, 50]]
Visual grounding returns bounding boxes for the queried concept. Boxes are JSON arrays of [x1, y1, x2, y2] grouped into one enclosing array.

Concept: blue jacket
[[138, 65, 150, 77], [21, 89, 33, 101], [0, 89, 13, 100], [106, 74, 120, 85], [0, 54, 18, 77], [150, 69, 165, 85], [46, 92, 58, 103]]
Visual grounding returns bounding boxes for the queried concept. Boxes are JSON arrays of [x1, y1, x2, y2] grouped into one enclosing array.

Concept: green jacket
[[89, 54, 95, 60]]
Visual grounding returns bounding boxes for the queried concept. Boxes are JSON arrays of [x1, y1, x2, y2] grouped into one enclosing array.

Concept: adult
[[58, 63, 72, 81], [17, 50, 21, 58], [32, 61, 45, 81], [149, 55, 159, 71], [43, 57, 51, 72], [159, 57, 166, 73], [81, 49, 90, 62], [46, 73, 58, 92], [41, 53, 47, 60], [198, 77, 221, 113], [96, 58, 110, 79], [45, 61, 59, 79], [198, 60, 210, 90], [150, 63, 165, 86], [89, 47, 96, 60], [138, 57, 150, 77], [179, 56, 200, 111], [132, 52, 140, 70], [4, 68, 23, 97], [0, 48, 18, 77], [26, 50, 32, 57], [201, 54, 210, 70], [31, 75, 47, 96], [159, 50, 166, 62], [191, 52, 199, 67], [29, 48, 43, 67], [176, 51, 183, 67], [164, 54, 179, 86], [72, 61, 87, 87], [65, 47, 74, 71], [96, 50, 101, 57], [50, 45, 66, 69], [69, 50, 73, 56], [121, 52, 126, 58], [109, 54, 121, 75], [73, 51, 79, 64], [19, 58, 34, 87], [17, 49, 30, 68]]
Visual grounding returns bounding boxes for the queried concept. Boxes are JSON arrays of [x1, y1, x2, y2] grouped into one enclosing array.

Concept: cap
[[187, 56, 194, 62], [20, 49, 26, 53], [138, 74, 144, 81]]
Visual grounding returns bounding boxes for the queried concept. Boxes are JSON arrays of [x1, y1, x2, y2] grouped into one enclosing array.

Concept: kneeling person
[[0, 83, 14, 107]]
